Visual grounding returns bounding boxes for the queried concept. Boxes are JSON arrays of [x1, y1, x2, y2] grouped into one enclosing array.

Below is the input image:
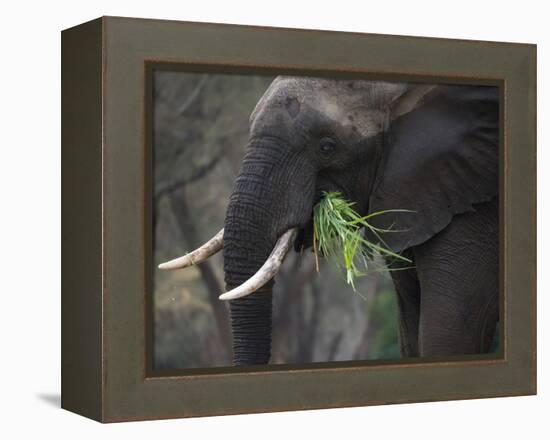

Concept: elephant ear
[[368, 84, 499, 253]]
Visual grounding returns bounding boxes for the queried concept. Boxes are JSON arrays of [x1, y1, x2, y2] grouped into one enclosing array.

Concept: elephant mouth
[[293, 220, 313, 253], [293, 192, 322, 253], [293, 180, 347, 253], [157, 179, 348, 301]]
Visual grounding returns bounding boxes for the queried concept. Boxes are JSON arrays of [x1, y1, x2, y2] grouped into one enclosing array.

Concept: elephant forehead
[[316, 96, 386, 138], [273, 76, 406, 105], [254, 76, 400, 137]]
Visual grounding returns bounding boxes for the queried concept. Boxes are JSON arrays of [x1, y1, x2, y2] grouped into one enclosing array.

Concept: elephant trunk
[[223, 137, 314, 365]]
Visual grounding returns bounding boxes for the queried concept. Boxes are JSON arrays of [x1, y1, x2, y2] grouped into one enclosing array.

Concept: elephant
[[160, 76, 500, 366]]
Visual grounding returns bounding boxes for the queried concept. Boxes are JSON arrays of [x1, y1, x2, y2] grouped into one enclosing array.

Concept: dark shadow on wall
[[36, 393, 61, 408]]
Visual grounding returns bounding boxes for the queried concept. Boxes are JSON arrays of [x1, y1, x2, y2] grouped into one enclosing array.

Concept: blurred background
[[153, 70, 400, 370]]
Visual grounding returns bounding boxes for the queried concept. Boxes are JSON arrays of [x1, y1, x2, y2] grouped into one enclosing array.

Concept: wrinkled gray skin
[[224, 76, 499, 365]]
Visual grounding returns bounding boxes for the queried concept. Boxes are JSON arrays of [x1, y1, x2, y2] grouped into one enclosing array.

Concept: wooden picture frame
[[61, 16, 536, 422]]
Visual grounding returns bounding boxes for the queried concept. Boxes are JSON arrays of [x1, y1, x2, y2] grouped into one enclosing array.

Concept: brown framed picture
[[61, 16, 536, 422]]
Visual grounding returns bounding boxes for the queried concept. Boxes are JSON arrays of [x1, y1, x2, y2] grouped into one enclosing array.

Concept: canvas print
[[152, 70, 500, 370]]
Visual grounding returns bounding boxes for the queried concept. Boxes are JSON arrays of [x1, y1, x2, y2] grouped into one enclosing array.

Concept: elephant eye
[[319, 137, 336, 157]]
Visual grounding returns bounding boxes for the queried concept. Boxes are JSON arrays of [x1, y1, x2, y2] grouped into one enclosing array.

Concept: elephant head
[[160, 76, 499, 366]]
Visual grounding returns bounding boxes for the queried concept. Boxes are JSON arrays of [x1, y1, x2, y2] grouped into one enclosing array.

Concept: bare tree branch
[[178, 75, 208, 115], [168, 192, 232, 356], [155, 152, 224, 199], [327, 333, 343, 361]]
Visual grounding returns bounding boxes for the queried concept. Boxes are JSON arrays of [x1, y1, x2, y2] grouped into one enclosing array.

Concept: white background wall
[[1, 0, 546, 438]]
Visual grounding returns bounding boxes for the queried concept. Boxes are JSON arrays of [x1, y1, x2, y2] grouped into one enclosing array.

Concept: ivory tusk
[[219, 228, 298, 301], [158, 228, 224, 270]]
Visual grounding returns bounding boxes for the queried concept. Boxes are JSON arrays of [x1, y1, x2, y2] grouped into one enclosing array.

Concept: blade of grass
[[312, 191, 413, 289]]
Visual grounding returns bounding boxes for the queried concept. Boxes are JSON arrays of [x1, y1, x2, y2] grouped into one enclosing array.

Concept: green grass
[[312, 192, 412, 290]]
